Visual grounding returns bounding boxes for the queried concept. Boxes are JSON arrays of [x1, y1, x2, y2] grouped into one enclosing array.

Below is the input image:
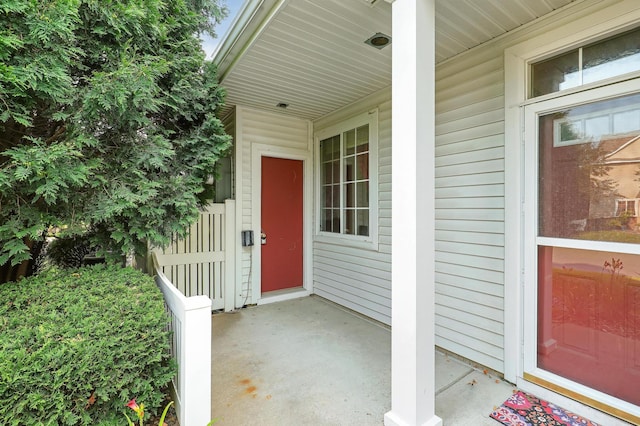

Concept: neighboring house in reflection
[[589, 134, 640, 228]]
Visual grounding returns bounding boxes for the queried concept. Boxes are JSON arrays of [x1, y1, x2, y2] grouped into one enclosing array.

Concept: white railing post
[[179, 296, 212, 426], [152, 253, 211, 426], [224, 199, 236, 312]]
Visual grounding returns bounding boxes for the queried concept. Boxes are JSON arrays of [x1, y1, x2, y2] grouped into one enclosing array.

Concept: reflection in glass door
[[532, 92, 640, 407]]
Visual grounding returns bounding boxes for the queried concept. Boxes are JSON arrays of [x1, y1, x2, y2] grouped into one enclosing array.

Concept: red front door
[[261, 157, 303, 293]]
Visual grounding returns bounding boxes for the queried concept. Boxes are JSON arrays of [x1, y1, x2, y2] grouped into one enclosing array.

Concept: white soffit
[[216, 0, 577, 120]]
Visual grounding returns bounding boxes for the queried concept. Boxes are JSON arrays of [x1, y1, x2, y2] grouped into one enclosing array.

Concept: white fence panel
[[154, 201, 235, 311], [152, 252, 211, 426]]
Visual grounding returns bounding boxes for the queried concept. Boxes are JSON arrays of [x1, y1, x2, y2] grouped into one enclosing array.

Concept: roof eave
[[212, 0, 287, 82]]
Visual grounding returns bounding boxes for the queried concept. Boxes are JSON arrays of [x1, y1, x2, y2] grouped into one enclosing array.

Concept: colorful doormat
[[490, 391, 600, 426]]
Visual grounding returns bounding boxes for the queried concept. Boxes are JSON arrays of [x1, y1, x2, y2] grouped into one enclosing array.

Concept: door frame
[[504, 3, 640, 423], [521, 80, 640, 418], [251, 143, 313, 305]]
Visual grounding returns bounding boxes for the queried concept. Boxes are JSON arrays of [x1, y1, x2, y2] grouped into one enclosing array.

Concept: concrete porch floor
[[211, 295, 516, 425]]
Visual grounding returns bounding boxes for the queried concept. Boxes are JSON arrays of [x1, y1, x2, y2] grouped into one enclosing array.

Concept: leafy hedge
[[0, 266, 175, 425]]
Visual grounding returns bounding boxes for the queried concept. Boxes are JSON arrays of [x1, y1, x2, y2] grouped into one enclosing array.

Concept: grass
[[576, 229, 640, 244]]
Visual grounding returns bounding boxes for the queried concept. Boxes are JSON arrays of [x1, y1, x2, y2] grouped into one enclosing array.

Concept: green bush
[[0, 266, 175, 425]]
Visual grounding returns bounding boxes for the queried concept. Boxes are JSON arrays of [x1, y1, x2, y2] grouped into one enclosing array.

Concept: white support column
[[384, 0, 441, 425]]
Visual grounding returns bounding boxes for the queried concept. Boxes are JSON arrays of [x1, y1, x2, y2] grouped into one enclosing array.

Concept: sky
[[201, 0, 246, 60]]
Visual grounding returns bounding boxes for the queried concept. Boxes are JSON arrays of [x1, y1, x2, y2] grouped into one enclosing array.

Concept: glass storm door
[[523, 83, 640, 411]]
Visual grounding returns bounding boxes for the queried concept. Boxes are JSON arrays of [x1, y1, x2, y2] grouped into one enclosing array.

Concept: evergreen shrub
[[0, 266, 175, 425]]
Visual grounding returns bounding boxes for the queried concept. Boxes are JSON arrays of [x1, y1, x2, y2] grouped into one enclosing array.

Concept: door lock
[[261, 232, 267, 245]]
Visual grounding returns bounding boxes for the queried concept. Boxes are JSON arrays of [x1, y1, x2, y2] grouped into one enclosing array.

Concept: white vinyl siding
[[435, 53, 506, 372], [313, 89, 392, 325], [234, 106, 311, 304]]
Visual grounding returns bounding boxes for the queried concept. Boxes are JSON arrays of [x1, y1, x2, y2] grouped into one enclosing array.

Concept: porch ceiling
[[214, 0, 577, 121]]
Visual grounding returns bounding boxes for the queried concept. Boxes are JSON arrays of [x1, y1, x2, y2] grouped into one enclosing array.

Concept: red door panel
[[261, 157, 303, 293]]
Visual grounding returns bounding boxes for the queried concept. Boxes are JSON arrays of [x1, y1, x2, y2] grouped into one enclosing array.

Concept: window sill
[[314, 233, 379, 251]]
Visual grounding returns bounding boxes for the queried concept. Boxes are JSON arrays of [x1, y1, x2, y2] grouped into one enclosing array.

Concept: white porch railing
[[151, 251, 212, 426]]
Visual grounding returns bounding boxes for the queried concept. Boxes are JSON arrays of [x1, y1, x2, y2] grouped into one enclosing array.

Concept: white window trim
[[615, 198, 640, 217], [314, 109, 379, 251], [504, 2, 640, 422]]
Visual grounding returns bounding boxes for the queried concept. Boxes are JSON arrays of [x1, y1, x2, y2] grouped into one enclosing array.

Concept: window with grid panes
[[319, 125, 370, 236]]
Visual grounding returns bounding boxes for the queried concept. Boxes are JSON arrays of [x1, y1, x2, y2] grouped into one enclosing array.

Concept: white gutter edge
[[212, 0, 264, 68], [213, 0, 289, 82]]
